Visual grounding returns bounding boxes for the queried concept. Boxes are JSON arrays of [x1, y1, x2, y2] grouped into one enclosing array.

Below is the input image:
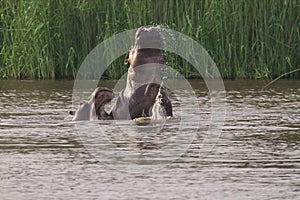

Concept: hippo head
[[70, 87, 114, 121], [89, 87, 114, 119], [90, 87, 114, 119], [125, 26, 165, 68]]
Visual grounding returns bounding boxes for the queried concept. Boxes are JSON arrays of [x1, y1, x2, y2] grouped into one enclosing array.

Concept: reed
[[0, 0, 299, 79]]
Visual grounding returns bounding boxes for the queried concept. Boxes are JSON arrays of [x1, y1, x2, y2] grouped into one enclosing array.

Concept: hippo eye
[[129, 45, 134, 51]]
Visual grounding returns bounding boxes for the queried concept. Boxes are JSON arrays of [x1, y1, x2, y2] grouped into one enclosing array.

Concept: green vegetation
[[0, 0, 299, 79]]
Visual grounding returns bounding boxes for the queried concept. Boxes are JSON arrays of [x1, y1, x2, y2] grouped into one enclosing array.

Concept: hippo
[[109, 26, 173, 120], [69, 87, 114, 121]]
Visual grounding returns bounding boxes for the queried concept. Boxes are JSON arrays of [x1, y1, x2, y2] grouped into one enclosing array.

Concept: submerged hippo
[[109, 25, 173, 119], [70, 87, 114, 121]]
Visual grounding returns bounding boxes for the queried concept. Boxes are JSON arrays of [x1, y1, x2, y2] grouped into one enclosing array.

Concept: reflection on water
[[0, 80, 299, 200]]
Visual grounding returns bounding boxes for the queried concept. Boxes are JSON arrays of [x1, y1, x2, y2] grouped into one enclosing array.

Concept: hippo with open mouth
[[69, 87, 114, 121], [68, 26, 172, 121], [109, 26, 173, 120]]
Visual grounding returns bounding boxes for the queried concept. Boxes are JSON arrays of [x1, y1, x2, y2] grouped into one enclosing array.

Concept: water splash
[[151, 81, 167, 120]]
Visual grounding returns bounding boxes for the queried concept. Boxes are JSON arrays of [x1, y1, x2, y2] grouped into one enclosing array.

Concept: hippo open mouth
[[93, 87, 114, 119], [109, 26, 173, 120], [69, 87, 114, 121]]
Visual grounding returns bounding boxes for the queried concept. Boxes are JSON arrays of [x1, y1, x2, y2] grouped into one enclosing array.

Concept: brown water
[[0, 80, 299, 200]]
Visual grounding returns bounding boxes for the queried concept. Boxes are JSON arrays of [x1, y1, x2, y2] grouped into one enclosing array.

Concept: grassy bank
[[0, 0, 299, 79]]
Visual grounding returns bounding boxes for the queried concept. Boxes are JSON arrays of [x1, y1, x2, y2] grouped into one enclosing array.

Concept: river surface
[[0, 80, 299, 200]]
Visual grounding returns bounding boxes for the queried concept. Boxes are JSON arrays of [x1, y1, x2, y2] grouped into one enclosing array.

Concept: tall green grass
[[0, 0, 299, 79]]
